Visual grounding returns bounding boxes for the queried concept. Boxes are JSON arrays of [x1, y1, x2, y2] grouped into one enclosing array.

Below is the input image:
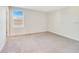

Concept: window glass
[[13, 9, 23, 17]]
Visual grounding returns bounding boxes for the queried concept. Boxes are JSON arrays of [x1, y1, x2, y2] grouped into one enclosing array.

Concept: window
[[12, 8, 24, 28], [13, 9, 24, 17]]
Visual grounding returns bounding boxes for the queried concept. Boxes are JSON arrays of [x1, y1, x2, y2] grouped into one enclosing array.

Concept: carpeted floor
[[1, 32, 79, 53]]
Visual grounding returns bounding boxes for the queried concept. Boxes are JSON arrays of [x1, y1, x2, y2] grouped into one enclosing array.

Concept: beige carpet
[[1, 32, 79, 53]]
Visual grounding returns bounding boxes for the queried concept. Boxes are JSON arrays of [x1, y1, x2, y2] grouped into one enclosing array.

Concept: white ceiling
[[16, 6, 67, 12]]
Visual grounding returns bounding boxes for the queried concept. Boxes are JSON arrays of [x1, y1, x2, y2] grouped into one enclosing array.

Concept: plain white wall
[[9, 7, 48, 36], [48, 7, 79, 41], [0, 7, 6, 51]]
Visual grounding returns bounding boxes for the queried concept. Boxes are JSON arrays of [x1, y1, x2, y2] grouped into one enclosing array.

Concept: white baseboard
[[49, 31, 79, 42], [9, 31, 48, 37]]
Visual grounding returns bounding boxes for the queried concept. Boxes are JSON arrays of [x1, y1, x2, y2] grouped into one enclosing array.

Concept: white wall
[[48, 7, 79, 41], [9, 7, 48, 36], [0, 7, 6, 51]]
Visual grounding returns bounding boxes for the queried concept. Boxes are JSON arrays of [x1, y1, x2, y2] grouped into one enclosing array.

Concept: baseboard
[[7, 30, 79, 42], [8, 31, 48, 37], [49, 31, 79, 42]]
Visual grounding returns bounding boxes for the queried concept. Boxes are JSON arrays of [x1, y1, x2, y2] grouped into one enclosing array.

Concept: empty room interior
[[0, 6, 79, 53]]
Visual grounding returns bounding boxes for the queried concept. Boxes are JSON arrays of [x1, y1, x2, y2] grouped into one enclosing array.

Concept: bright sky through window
[[13, 9, 23, 17]]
